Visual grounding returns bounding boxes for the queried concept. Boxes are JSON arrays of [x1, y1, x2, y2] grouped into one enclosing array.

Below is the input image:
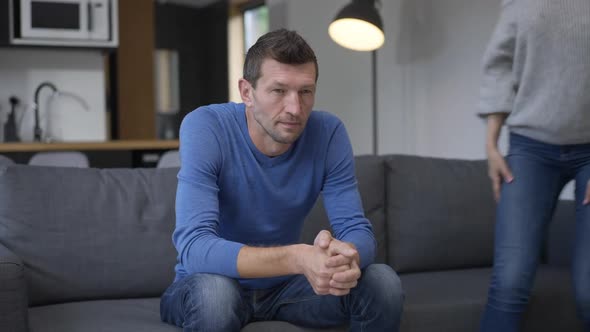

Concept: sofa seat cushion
[[29, 298, 347, 332], [521, 266, 582, 332], [400, 266, 581, 332], [242, 322, 347, 332], [29, 298, 179, 332], [400, 267, 490, 332]]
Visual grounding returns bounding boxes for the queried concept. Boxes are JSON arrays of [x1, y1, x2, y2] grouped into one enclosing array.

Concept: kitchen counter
[[0, 140, 179, 153]]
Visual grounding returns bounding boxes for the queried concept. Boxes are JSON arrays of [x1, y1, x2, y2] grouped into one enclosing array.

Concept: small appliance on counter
[[3, 96, 21, 142]]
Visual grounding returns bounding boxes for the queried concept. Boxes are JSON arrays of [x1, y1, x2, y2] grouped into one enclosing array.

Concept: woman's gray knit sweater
[[478, 0, 590, 145]]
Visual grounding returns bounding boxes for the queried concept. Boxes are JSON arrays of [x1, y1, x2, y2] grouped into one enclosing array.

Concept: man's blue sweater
[[173, 102, 376, 289]]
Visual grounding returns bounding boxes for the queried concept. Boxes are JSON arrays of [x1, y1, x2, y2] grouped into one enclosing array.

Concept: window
[[243, 4, 269, 52], [228, 1, 269, 102]]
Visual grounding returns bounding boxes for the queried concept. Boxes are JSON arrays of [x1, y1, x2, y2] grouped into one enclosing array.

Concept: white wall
[[377, 0, 503, 158], [0, 49, 106, 142], [267, 0, 503, 158]]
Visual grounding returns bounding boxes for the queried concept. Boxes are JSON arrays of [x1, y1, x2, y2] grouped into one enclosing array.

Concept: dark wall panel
[[155, 1, 229, 123], [0, 0, 10, 45], [198, 1, 229, 108]]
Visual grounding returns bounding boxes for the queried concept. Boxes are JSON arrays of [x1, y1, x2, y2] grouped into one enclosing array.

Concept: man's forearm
[[236, 244, 309, 278]]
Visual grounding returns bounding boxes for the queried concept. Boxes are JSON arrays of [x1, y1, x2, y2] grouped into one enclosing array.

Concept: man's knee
[[183, 273, 242, 309], [359, 264, 404, 310], [179, 274, 245, 331]]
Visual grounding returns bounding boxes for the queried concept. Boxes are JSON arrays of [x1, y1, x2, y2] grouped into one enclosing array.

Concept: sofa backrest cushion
[[0, 165, 178, 306], [385, 155, 496, 273], [301, 155, 388, 264]]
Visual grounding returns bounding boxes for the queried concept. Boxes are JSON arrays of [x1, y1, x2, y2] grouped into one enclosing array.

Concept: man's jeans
[[481, 133, 590, 332], [160, 264, 403, 332]]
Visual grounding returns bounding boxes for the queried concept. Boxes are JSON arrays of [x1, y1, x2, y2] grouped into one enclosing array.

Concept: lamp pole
[[329, 0, 384, 154], [372, 50, 378, 155]]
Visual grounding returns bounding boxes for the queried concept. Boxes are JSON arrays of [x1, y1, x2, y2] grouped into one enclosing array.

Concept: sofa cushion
[[301, 155, 387, 264], [242, 322, 346, 332], [385, 155, 495, 272], [0, 243, 28, 332], [28, 298, 346, 332], [29, 298, 179, 332], [399, 265, 580, 332], [521, 266, 582, 332], [400, 267, 490, 332], [0, 165, 178, 306]]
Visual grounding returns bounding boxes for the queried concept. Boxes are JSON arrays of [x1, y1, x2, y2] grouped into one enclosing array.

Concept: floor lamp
[[329, 0, 384, 155]]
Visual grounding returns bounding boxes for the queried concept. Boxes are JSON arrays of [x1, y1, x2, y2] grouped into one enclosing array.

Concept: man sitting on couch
[[159, 29, 404, 332]]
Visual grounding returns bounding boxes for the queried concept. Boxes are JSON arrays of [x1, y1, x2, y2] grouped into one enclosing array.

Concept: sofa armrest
[[0, 243, 28, 332]]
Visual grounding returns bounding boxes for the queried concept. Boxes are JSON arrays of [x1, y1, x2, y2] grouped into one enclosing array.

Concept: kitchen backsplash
[[0, 48, 107, 142]]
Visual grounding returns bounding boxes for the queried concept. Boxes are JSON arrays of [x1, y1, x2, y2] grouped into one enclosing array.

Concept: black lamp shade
[[335, 0, 383, 30], [329, 0, 384, 51]]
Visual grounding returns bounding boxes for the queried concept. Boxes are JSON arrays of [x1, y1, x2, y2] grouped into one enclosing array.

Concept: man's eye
[[273, 89, 285, 94], [301, 89, 313, 95]]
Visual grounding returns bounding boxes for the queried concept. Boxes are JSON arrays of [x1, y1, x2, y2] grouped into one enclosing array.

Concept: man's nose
[[285, 92, 303, 116]]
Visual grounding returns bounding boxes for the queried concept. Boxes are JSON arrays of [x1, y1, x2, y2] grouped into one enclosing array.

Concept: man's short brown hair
[[243, 29, 318, 88]]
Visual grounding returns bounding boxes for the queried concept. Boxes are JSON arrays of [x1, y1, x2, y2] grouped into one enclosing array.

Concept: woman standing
[[478, 0, 590, 331]]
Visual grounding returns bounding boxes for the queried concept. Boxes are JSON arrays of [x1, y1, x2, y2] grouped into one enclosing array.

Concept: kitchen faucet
[[33, 82, 58, 142], [32, 82, 91, 142]]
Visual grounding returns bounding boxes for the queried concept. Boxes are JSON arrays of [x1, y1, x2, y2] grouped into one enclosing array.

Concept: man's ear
[[239, 78, 253, 106]]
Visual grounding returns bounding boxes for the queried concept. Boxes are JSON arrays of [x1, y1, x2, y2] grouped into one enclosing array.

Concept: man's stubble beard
[[253, 112, 302, 145]]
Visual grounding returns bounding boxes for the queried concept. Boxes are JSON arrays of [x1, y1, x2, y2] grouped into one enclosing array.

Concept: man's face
[[241, 58, 317, 149]]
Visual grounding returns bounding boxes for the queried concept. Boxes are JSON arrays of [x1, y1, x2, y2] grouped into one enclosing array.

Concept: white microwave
[[9, 0, 118, 47]]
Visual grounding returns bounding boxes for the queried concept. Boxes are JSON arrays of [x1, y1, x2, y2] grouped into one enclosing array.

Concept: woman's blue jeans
[[160, 264, 403, 332], [481, 133, 590, 332]]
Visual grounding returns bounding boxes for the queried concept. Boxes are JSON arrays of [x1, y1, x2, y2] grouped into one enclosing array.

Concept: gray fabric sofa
[[0, 155, 583, 332]]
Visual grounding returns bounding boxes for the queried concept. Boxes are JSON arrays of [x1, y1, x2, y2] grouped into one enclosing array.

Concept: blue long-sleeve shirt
[[173, 102, 375, 289]]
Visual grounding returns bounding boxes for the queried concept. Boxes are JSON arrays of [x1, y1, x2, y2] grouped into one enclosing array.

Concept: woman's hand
[[486, 147, 513, 201], [485, 113, 511, 201]]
